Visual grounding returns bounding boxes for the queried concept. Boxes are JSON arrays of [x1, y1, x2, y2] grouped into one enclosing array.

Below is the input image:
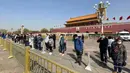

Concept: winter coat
[[34, 36, 38, 43], [37, 36, 43, 44], [111, 42, 127, 63], [53, 34, 56, 40], [59, 37, 65, 50], [59, 37, 64, 45], [97, 37, 108, 50], [75, 38, 83, 52]]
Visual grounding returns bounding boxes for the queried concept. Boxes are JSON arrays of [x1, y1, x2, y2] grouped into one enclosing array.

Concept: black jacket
[[97, 37, 108, 49], [53, 34, 56, 40]]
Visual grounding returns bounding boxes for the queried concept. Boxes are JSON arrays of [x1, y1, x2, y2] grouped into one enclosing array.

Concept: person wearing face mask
[[111, 37, 127, 73], [74, 34, 83, 65], [97, 35, 108, 64]]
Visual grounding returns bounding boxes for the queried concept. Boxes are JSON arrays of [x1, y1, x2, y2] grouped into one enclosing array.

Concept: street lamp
[[94, 1, 110, 34]]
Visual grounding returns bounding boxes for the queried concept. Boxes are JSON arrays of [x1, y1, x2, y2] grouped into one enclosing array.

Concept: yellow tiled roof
[[66, 19, 99, 25], [67, 13, 98, 22]]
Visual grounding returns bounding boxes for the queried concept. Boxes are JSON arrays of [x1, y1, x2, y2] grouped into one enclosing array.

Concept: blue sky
[[0, 0, 130, 31]]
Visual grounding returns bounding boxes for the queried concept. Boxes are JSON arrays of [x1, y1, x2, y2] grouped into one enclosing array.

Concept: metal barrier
[[12, 43, 25, 66], [0, 37, 78, 73], [3, 39, 7, 51], [0, 38, 13, 59], [0, 38, 6, 50], [24, 47, 78, 73], [0, 38, 3, 47]]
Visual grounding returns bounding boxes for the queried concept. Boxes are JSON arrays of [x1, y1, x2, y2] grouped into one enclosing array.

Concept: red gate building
[[52, 13, 130, 34]]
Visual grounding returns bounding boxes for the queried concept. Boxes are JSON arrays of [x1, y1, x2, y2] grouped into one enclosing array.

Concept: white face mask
[[102, 35, 105, 39], [117, 41, 122, 44]]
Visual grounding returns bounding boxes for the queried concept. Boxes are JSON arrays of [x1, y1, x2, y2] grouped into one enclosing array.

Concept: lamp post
[[94, 1, 110, 34]]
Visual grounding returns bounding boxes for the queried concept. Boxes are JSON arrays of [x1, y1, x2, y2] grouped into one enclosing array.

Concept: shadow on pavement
[[67, 53, 87, 66], [93, 51, 130, 73], [84, 52, 114, 72], [95, 54, 113, 64], [90, 55, 113, 71], [93, 51, 113, 64], [67, 53, 77, 61], [123, 67, 130, 73]]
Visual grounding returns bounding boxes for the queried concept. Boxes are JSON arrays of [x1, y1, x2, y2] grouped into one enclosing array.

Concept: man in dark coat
[[97, 35, 108, 64]]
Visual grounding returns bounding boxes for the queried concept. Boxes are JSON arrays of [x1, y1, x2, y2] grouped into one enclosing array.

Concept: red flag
[[119, 16, 123, 20], [127, 16, 130, 20], [113, 17, 115, 20]]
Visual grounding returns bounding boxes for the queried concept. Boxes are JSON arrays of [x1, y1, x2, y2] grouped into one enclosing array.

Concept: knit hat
[[116, 36, 122, 42]]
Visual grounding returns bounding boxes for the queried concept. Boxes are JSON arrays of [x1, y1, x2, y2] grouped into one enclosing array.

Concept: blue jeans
[[59, 44, 65, 54]]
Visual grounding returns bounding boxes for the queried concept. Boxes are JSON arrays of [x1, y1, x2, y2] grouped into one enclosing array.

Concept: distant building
[[52, 13, 130, 34], [52, 22, 130, 34], [65, 13, 100, 27]]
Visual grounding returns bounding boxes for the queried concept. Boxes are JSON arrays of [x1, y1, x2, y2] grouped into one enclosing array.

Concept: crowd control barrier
[[0, 37, 78, 73]]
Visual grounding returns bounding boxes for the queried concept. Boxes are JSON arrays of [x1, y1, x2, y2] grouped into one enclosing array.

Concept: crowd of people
[[0, 33, 67, 56], [97, 35, 127, 73], [0, 32, 127, 73]]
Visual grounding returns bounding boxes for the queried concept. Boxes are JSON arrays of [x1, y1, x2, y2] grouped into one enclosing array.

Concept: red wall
[[52, 23, 130, 33]]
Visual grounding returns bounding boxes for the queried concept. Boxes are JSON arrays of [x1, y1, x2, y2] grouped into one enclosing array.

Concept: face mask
[[75, 37, 78, 39], [117, 41, 122, 44], [102, 35, 105, 39]]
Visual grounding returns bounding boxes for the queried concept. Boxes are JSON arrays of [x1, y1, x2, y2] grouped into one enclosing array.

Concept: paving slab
[[0, 48, 24, 73]]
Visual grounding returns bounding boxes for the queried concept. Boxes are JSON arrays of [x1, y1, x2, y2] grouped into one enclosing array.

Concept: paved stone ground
[[32, 39, 130, 73], [0, 47, 24, 73]]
